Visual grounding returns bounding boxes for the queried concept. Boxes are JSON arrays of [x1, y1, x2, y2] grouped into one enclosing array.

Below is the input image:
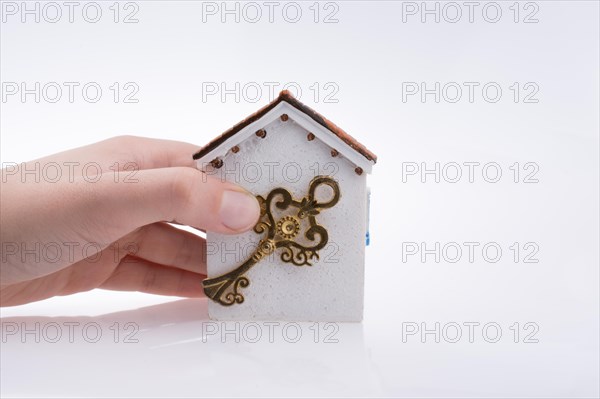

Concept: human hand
[[0, 136, 260, 307]]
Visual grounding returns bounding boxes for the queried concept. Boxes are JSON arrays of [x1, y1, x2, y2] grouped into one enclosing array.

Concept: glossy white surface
[[0, 294, 379, 397], [2, 287, 598, 397], [1, 1, 598, 397]]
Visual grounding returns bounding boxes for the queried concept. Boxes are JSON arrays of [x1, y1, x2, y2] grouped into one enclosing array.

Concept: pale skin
[[0, 136, 261, 307]]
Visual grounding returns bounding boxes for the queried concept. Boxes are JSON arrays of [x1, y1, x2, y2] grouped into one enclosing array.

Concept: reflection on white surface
[[1, 1, 599, 397], [2, 289, 599, 397], [1, 297, 382, 398]]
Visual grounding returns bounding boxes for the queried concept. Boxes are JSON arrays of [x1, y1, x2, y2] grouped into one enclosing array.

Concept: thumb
[[89, 167, 261, 238]]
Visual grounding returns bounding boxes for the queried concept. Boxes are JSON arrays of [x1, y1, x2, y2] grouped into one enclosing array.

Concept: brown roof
[[192, 90, 377, 163]]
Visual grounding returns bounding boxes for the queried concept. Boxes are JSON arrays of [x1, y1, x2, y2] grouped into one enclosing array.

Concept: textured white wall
[[198, 115, 367, 321]]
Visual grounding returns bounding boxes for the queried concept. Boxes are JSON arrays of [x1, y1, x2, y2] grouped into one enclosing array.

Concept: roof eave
[[195, 102, 375, 174]]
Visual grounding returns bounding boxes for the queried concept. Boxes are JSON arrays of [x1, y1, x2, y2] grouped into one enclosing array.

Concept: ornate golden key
[[202, 175, 341, 306]]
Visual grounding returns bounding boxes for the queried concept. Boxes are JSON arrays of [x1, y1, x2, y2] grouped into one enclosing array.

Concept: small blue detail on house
[[366, 188, 371, 246]]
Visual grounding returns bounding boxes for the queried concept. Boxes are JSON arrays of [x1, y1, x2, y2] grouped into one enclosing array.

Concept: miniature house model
[[193, 91, 376, 321]]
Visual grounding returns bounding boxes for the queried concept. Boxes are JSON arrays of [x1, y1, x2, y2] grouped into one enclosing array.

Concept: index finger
[[30, 135, 200, 173]]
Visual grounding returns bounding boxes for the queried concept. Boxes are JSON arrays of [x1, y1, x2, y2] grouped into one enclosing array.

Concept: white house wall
[[197, 114, 367, 321]]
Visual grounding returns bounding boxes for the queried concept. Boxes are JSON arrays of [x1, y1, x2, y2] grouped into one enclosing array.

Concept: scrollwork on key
[[202, 175, 341, 306]]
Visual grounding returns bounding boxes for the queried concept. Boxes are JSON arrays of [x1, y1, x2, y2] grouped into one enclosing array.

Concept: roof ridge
[[192, 90, 377, 164]]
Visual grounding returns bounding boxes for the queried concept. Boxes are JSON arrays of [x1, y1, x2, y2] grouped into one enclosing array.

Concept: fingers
[[84, 167, 260, 238], [0, 222, 208, 306], [130, 222, 207, 275], [28, 135, 199, 174], [99, 257, 206, 298], [0, 166, 258, 284], [1, 136, 258, 286]]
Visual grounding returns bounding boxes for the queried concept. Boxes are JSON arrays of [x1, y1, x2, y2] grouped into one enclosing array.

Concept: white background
[[1, 1, 599, 397]]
